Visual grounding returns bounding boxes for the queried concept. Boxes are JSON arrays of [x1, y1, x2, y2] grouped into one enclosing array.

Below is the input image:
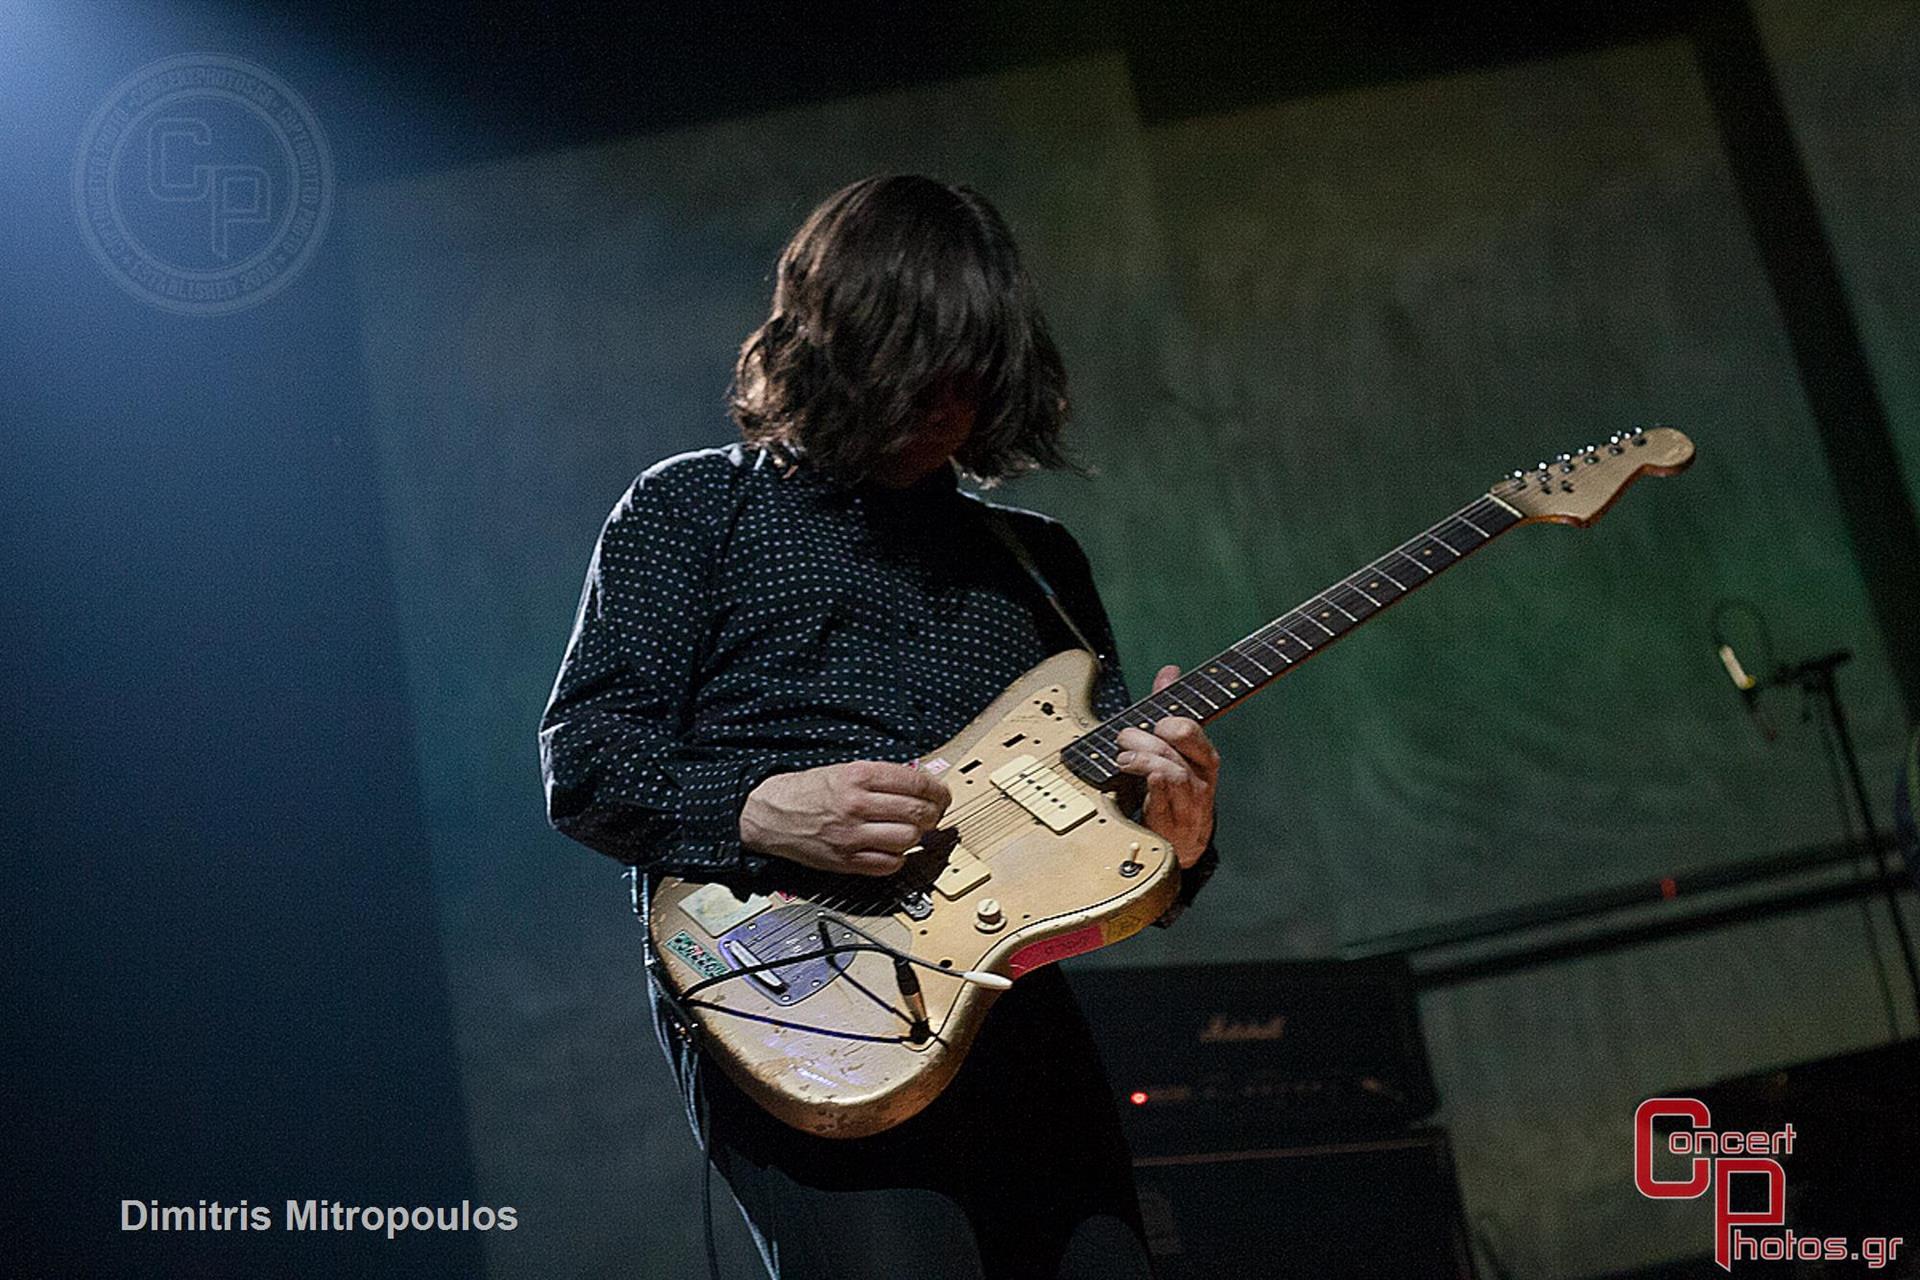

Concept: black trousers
[[694, 968, 1154, 1280]]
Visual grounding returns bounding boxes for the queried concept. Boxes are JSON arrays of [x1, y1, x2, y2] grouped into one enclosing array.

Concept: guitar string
[[772, 491, 1515, 919], [930, 491, 1507, 831]]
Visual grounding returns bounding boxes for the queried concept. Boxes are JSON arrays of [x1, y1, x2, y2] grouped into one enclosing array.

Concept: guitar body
[[648, 649, 1179, 1139]]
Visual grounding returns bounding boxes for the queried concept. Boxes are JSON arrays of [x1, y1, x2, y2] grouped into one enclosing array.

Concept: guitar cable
[[639, 888, 1014, 1280], [676, 914, 1013, 1003]]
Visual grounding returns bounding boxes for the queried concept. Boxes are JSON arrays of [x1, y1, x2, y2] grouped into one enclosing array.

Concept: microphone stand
[[1769, 650, 1920, 1032]]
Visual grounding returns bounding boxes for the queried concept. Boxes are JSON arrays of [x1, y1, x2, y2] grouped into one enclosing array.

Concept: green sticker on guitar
[[666, 929, 730, 980]]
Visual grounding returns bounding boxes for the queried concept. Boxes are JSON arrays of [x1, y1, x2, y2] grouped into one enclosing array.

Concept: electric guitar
[[648, 426, 1696, 1138]]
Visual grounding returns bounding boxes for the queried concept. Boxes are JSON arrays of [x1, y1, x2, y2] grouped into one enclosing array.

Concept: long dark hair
[[729, 174, 1075, 485]]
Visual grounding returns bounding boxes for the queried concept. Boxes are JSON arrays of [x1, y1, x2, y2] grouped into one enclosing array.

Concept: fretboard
[[1061, 492, 1523, 788]]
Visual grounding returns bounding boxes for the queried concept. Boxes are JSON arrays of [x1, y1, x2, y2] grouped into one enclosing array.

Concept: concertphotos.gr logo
[[71, 53, 334, 315], [1635, 1098, 1906, 1271]]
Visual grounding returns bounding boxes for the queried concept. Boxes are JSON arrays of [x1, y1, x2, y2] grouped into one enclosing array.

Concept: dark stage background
[[5, 2, 1917, 1277]]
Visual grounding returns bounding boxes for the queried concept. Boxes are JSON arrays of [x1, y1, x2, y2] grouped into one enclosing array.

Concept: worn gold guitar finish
[[649, 427, 1696, 1138]]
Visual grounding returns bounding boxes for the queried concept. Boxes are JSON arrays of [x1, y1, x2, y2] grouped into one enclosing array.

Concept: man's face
[[871, 382, 976, 487]]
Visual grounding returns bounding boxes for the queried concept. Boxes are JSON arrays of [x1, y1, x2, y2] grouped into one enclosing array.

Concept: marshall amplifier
[[1064, 956, 1436, 1155]]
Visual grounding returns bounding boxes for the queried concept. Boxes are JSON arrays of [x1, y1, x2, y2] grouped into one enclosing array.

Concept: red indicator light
[[1128, 1090, 1149, 1106]]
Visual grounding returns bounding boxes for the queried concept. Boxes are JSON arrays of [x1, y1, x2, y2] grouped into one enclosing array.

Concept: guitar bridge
[[716, 907, 868, 1007]]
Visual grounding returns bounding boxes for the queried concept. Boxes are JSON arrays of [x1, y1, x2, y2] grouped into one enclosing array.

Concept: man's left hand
[[1114, 664, 1219, 869]]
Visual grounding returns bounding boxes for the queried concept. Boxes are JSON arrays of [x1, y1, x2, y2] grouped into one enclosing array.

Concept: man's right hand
[[739, 761, 952, 877]]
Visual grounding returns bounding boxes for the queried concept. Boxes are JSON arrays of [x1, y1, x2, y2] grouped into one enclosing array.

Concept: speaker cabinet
[[1132, 1128, 1476, 1280]]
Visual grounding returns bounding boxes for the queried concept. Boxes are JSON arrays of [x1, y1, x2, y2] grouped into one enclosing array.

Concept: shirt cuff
[[1152, 838, 1220, 929], [659, 753, 790, 879]]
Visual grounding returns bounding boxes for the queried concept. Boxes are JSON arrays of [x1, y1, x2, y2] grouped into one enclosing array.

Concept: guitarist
[[540, 174, 1222, 1280]]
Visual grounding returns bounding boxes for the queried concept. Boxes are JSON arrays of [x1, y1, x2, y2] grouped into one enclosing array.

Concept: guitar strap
[[980, 506, 1104, 670]]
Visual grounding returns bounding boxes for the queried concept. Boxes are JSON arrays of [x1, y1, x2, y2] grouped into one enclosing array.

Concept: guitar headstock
[[1493, 426, 1695, 526]]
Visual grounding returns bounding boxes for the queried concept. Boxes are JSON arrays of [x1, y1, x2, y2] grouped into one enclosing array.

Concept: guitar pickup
[[990, 754, 1097, 833]]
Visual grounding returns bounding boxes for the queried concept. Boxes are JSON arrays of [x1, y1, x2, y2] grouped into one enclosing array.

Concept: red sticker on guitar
[[1007, 924, 1105, 976]]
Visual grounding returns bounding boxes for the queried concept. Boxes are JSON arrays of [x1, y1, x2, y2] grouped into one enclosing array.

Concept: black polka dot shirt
[[538, 442, 1217, 914]]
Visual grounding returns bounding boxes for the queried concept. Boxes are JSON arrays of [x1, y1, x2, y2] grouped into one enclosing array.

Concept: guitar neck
[[1061, 490, 1524, 788]]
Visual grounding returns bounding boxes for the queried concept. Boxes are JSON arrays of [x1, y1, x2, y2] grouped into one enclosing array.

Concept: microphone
[[1714, 634, 1776, 741], [1716, 642, 1759, 710]]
